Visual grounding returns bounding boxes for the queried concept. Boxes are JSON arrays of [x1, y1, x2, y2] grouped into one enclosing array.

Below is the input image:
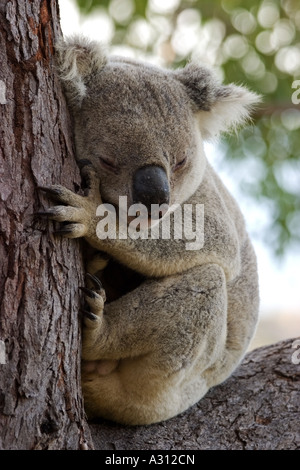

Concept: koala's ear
[[174, 63, 260, 140], [55, 35, 107, 108]]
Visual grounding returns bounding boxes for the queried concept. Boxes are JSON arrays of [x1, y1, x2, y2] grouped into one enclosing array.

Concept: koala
[[41, 35, 260, 425]]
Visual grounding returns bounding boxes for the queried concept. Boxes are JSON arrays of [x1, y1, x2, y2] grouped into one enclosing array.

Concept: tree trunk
[[0, 0, 93, 449], [90, 338, 300, 450]]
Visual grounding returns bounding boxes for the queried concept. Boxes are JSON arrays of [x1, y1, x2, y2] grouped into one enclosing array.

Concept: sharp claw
[[54, 227, 74, 235], [36, 210, 55, 217], [81, 309, 98, 321], [79, 286, 97, 298], [86, 273, 103, 290], [38, 186, 63, 197]]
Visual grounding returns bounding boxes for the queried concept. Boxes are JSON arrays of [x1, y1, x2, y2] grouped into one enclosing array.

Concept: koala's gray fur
[[43, 35, 260, 425]]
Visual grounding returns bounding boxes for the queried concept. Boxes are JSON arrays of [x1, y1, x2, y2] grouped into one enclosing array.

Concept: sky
[[58, 0, 300, 322]]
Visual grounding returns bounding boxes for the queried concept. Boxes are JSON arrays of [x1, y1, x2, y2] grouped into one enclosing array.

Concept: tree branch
[[90, 338, 300, 450]]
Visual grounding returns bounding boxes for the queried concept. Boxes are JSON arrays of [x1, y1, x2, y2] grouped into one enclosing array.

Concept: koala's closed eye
[[173, 156, 187, 172]]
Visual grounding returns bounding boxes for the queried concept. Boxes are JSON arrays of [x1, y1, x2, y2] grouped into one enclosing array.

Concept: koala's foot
[[82, 358, 119, 377], [81, 273, 106, 326], [81, 273, 119, 374], [38, 165, 101, 239], [81, 273, 107, 361]]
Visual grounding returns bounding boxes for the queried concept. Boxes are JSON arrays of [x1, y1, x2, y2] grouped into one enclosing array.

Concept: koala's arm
[[82, 262, 227, 371], [40, 166, 241, 280]]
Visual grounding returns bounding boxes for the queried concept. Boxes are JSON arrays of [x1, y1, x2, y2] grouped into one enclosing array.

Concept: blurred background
[[58, 0, 300, 350]]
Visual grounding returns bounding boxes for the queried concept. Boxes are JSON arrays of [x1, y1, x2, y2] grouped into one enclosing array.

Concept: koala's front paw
[[38, 166, 101, 239]]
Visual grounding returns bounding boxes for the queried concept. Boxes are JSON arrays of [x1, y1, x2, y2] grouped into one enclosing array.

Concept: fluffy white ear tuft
[[198, 85, 261, 140], [174, 63, 261, 140], [55, 35, 107, 107]]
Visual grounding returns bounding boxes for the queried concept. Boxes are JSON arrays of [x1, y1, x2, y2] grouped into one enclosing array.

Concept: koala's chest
[[99, 259, 145, 303]]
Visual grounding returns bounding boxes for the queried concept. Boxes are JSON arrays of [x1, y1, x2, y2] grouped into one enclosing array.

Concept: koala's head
[[56, 35, 259, 211]]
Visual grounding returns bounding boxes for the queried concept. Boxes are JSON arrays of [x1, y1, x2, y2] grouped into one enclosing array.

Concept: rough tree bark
[[91, 338, 300, 450], [0, 0, 93, 449]]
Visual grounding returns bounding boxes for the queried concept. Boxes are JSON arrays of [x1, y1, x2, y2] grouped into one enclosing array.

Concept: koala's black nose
[[132, 165, 170, 210]]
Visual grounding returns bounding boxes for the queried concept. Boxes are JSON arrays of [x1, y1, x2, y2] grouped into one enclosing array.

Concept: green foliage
[[74, 0, 300, 256]]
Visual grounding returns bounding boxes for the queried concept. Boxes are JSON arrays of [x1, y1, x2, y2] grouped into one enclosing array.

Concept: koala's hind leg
[[81, 263, 229, 424], [81, 263, 227, 363]]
